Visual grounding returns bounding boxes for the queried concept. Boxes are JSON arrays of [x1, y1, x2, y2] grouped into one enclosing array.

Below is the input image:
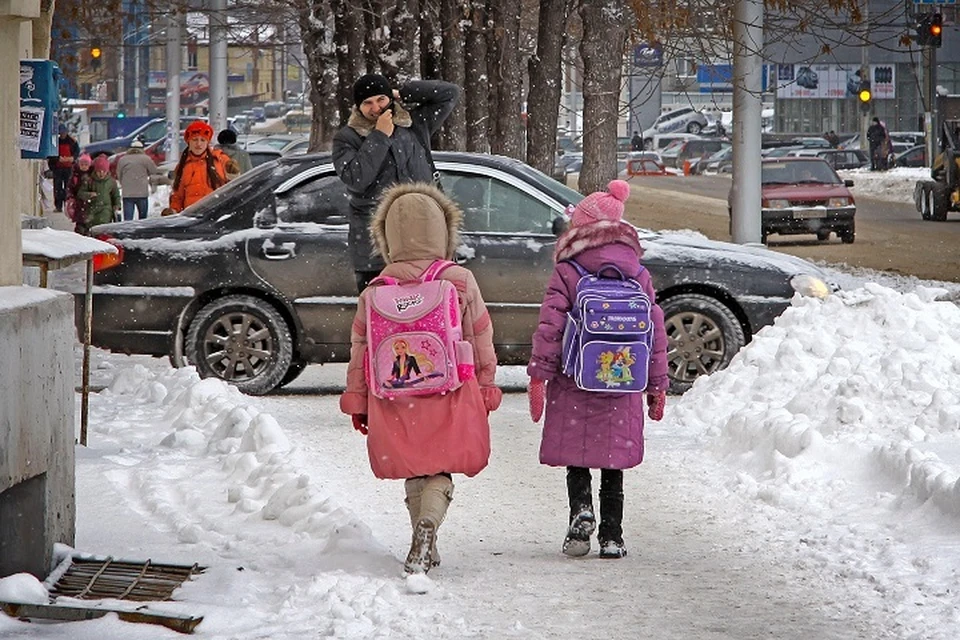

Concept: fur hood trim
[[554, 220, 643, 262], [347, 103, 413, 136], [371, 182, 463, 263]]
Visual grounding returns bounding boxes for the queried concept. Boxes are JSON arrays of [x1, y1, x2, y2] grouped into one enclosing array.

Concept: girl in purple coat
[[527, 180, 668, 559]]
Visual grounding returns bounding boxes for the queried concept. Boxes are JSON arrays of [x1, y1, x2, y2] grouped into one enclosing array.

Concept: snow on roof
[[22, 228, 117, 261]]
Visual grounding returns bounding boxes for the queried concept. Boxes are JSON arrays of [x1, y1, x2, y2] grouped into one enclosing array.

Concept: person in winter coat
[[332, 74, 460, 293], [339, 181, 502, 575], [165, 121, 233, 214], [216, 128, 252, 178], [65, 153, 93, 231], [48, 125, 80, 212], [527, 179, 669, 560], [867, 117, 886, 171], [116, 140, 163, 220], [76, 155, 121, 234]]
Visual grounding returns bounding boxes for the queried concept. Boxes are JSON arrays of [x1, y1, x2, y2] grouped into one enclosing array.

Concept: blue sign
[[633, 44, 662, 68], [915, 0, 954, 4], [19, 60, 61, 159]]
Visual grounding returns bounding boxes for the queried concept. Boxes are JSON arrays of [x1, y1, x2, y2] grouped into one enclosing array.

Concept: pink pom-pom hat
[[569, 179, 631, 227]]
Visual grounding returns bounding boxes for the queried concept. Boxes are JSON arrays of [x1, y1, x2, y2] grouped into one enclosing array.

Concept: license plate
[[792, 209, 823, 219]]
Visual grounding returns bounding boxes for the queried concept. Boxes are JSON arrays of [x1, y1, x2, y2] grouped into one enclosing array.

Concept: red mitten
[[647, 392, 665, 421], [352, 414, 369, 435], [529, 378, 546, 423]]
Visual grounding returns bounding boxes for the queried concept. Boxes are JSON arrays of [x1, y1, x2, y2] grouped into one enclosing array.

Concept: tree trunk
[[331, 0, 365, 127], [526, 0, 573, 175], [487, 1, 523, 159], [299, 0, 338, 151], [577, 0, 628, 194], [381, 0, 420, 83], [421, 0, 442, 80], [363, 0, 385, 72], [439, 0, 468, 150], [464, 0, 489, 152]]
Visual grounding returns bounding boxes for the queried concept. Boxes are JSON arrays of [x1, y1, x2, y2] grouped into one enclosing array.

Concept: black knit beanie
[[353, 74, 392, 108], [217, 129, 237, 145]]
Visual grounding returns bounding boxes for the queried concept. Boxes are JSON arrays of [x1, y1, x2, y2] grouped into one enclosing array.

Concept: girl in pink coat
[[528, 180, 668, 559], [340, 182, 502, 575]]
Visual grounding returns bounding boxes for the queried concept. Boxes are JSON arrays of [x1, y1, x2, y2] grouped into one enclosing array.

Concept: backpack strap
[[596, 263, 627, 280], [561, 259, 589, 277], [367, 275, 399, 287], [420, 259, 456, 282]]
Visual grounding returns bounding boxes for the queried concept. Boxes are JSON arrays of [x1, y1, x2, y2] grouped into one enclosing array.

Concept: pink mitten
[[529, 378, 546, 423], [352, 414, 369, 435], [647, 391, 666, 421]]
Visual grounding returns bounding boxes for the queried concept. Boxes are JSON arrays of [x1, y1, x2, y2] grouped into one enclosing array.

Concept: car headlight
[[828, 197, 851, 207], [765, 199, 790, 209], [790, 274, 832, 299]]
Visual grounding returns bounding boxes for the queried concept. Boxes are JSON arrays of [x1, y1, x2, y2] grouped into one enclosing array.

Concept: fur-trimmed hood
[[370, 182, 463, 263], [346, 103, 413, 137], [554, 220, 643, 262]]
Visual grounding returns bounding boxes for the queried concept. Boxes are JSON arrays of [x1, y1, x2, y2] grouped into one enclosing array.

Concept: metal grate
[[49, 556, 205, 602]]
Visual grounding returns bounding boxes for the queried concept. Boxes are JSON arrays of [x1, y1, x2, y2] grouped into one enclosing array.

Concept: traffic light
[[116, 110, 125, 119], [90, 40, 102, 71], [858, 80, 872, 114], [917, 13, 943, 48]]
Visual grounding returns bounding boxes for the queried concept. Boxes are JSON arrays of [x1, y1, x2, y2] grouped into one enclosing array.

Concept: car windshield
[[179, 162, 281, 218], [707, 147, 731, 161], [762, 161, 840, 185]]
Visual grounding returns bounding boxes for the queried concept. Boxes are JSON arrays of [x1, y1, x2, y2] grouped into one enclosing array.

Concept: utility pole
[[924, 44, 937, 167], [730, 0, 764, 244], [208, 0, 228, 134], [859, 0, 869, 153], [165, 11, 182, 162]]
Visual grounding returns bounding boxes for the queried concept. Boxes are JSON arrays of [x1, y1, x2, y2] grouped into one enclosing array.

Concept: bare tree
[[486, 1, 523, 158], [526, 0, 575, 174], [331, 0, 365, 126], [577, 0, 629, 194], [464, 0, 489, 151], [439, 0, 468, 150], [381, 0, 421, 82], [421, 0, 443, 80], [298, 0, 338, 150]]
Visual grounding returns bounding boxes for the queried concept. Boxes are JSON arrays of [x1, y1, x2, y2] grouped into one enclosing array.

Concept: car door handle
[[261, 240, 297, 260]]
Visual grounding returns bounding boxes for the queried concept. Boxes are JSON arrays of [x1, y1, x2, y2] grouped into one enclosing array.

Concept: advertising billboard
[[775, 63, 895, 99]]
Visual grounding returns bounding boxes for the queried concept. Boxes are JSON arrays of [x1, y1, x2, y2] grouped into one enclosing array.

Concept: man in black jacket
[[48, 125, 80, 212], [866, 118, 886, 171], [333, 74, 460, 292]]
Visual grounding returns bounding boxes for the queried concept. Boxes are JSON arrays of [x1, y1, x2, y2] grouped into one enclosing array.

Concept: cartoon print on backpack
[[596, 346, 636, 388]]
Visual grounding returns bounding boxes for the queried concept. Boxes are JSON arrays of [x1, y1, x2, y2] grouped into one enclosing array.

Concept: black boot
[[598, 469, 627, 559], [563, 467, 596, 557]]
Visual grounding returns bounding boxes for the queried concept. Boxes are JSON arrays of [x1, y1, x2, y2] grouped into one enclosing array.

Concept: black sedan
[[83, 152, 835, 395]]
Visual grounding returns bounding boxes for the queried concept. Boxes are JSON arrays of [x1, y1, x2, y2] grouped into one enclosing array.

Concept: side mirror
[[255, 199, 278, 229], [552, 216, 568, 236], [844, 179, 854, 187]]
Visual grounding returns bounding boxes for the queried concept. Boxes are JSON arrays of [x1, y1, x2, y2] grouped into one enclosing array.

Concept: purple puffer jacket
[[527, 220, 668, 469]]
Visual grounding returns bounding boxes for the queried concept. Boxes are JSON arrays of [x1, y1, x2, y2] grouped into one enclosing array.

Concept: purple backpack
[[560, 260, 653, 393]]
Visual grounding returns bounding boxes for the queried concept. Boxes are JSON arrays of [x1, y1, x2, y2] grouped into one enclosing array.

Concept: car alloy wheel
[[660, 294, 746, 393], [186, 295, 293, 395]]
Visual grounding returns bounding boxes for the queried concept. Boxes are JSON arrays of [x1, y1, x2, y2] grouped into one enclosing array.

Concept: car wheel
[[687, 122, 702, 134], [915, 182, 931, 220], [185, 295, 293, 395], [932, 182, 949, 221], [279, 358, 308, 388], [660, 294, 746, 394], [840, 225, 855, 244], [816, 229, 830, 242]]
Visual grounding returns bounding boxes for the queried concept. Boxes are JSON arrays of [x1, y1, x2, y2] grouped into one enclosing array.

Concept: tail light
[[93, 235, 123, 271]]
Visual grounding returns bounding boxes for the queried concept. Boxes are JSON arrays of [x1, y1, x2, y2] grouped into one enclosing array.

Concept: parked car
[[263, 101, 288, 118], [107, 137, 169, 177], [84, 117, 206, 158], [251, 134, 309, 152], [702, 146, 733, 174], [243, 144, 284, 168], [283, 110, 312, 133], [675, 139, 731, 170], [894, 145, 925, 168], [251, 107, 266, 123], [80, 152, 835, 396], [642, 108, 709, 148], [729, 157, 856, 244], [786, 148, 869, 170]]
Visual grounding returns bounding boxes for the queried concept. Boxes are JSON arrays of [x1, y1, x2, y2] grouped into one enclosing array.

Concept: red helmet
[[183, 121, 214, 142]]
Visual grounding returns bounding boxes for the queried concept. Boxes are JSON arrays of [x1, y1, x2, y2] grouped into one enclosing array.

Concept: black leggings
[[566, 466, 625, 543]]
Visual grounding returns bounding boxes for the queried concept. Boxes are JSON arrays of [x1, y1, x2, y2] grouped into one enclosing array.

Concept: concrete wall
[[0, 287, 76, 579]]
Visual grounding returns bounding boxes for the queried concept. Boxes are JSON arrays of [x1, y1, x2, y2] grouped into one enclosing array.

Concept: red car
[[108, 137, 168, 178], [728, 157, 856, 244]]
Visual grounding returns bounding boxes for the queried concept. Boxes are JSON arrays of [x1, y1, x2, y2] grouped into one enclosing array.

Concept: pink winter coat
[[339, 183, 502, 479], [528, 220, 669, 469]]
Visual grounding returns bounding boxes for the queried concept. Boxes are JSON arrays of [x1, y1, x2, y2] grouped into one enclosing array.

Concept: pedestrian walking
[[76, 155, 121, 235], [333, 74, 459, 293], [164, 121, 233, 214], [216, 128, 252, 179], [116, 140, 163, 220], [339, 182, 501, 575], [867, 117, 886, 171], [48, 125, 80, 212], [527, 179, 669, 559], [65, 153, 93, 234], [630, 130, 643, 151]]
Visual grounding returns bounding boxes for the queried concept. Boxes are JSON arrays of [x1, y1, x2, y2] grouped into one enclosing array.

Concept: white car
[[642, 107, 709, 149]]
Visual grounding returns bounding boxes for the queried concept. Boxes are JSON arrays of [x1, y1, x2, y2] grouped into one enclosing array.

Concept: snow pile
[[838, 166, 928, 204]]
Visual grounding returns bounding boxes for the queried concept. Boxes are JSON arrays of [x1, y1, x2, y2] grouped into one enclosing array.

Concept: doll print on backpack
[[385, 338, 444, 388], [596, 346, 636, 388]]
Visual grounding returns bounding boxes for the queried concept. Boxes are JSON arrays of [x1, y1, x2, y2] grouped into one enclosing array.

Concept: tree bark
[[526, 0, 573, 175], [331, 0, 365, 127], [486, 0, 523, 159], [439, 0, 468, 150], [381, 0, 420, 83], [421, 0, 442, 80], [464, 0, 489, 152], [363, 0, 385, 72], [577, 0, 628, 194], [299, 0, 338, 151]]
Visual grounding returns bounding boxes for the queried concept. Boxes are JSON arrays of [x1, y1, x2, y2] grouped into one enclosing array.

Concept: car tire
[[687, 122, 702, 134], [916, 182, 931, 220], [279, 358, 308, 388], [659, 293, 746, 394], [185, 295, 293, 395], [816, 229, 830, 242], [932, 182, 949, 221], [840, 225, 855, 244]]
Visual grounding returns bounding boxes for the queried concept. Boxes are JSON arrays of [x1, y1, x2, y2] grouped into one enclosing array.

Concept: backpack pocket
[[581, 298, 652, 336], [575, 340, 649, 393], [370, 331, 456, 397]]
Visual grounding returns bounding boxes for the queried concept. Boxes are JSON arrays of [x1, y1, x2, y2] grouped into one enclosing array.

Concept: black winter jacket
[[332, 79, 459, 270]]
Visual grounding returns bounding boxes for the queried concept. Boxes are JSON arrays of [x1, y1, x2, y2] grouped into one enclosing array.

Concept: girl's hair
[[393, 339, 408, 352], [172, 146, 226, 192]]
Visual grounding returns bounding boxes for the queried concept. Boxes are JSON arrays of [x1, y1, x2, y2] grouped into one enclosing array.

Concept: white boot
[[404, 475, 453, 574]]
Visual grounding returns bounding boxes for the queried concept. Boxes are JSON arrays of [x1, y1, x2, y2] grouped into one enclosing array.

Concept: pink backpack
[[365, 260, 475, 399]]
